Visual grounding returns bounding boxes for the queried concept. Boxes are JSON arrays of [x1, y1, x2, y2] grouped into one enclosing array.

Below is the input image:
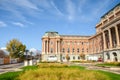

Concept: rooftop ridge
[[101, 2, 120, 18], [60, 35, 91, 37]]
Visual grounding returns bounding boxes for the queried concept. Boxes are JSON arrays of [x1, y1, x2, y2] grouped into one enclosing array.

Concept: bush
[[97, 62, 120, 67], [19, 68, 110, 80], [38, 63, 68, 68], [71, 60, 96, 63]]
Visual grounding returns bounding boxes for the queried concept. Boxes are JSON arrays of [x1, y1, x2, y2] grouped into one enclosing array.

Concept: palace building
[[42, 31, 90, 62], [41, 3, 120, 62]]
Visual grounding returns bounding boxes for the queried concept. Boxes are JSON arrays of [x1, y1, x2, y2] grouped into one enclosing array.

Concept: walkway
[[0, 63, 23, 74]]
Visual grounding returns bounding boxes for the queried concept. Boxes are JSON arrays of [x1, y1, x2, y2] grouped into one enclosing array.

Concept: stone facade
[[42, 32, 90, 62], [89, 3, 120, 62], [41, 3, 120, 62]]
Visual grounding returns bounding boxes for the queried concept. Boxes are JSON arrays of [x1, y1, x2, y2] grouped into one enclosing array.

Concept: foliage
[[38, 63, 68, 68], [96, 62, 120, 67], [65, 54, 70, 62], [71, 60, 96, 63], [0, 63, 120, 80], [19, 68, 109, 80], [80, 53, 85, 60], [6, 39, 26, 59]]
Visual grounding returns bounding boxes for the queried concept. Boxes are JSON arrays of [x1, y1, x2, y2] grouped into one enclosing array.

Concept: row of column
[[103, 25, 120, 50], [43, 40, 61, 54]]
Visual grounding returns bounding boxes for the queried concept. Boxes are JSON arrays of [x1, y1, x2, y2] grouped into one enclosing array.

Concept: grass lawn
[[0, 63, 120, 80], [98, 70, 120, 80], [96, 62, 120, 67]]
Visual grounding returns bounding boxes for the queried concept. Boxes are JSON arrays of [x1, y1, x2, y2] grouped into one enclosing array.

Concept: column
[[115, 25, 120, 47], [103, 32, 107, 50], [47, 40, 49, 54], [46, 40, 48, 54], [56, 41, 58, 54], [108, 28, 112, 48], [58, 41, 60, 54], [42, 40, 44, 53], [44, 41, 46, 54]]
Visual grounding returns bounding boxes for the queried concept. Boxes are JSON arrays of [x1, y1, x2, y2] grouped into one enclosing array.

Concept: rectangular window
[[67, 48, 70, 53], [62, 48, 65, 53], [77, 48, 79, 53], [72, 48, 75, 53], [82, 42, 84, 45], [82, 48, 84, 52]]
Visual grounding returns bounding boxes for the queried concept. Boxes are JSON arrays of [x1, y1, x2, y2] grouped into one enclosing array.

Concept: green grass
[[69, 65, 86, 70], [96, 62, 120, 67], [98, 70, 120, 80], [21, 65, 38, 71], [0, 65, 38, 80], [0, 63, 120, 80], [0, 71, 22, 80]]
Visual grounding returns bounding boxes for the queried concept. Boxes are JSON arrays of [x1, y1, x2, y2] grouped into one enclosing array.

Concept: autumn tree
[[80, 53, 85, 60], [66, 54, 70, 62], [6, 39, 26, 59]]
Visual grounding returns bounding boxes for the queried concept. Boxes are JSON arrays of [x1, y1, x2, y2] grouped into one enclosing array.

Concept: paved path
[[0, 63, 23, 74], [71, 63, 120, 74]]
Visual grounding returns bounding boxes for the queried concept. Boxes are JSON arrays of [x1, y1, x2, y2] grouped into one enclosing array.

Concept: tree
[[0, 50, 6, 58], [6, 39, 26, 59], [66, 54, 70, 62], [80, 53, 85, 60]]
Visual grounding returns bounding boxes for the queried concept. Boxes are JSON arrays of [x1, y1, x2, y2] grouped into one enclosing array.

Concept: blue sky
[[0, 0, 120, 50]]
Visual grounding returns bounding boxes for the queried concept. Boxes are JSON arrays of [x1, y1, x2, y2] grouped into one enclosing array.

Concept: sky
[[0, 0, 120, 50]]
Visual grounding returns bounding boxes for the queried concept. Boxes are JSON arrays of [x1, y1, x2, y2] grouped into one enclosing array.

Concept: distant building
[[41, 3, 120, 62], [42, 31, 90, 62]]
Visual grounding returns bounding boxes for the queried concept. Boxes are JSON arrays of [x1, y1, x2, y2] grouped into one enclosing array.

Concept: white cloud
[[12, 22, 25, 27], [0, 0, 41, 25], [12, 0, 39, 10], [50, 1, 63, 16], [0, 21, 7, 27], [65, 0, 76, 21]]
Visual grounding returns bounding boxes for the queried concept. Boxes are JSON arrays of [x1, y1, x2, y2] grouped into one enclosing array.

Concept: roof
[[60, 35, 91, 37], [101, 3, 120, 18]]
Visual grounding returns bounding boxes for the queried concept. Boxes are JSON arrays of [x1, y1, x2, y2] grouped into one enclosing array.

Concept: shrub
[[38, 63, 68, 68], [71, 60, 95, 63], [97, 62, 120, 67], [19, 68, 110, 80]]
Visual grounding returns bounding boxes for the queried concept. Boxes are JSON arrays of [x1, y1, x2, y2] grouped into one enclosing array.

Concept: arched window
[[73, 56, 75, 60]]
